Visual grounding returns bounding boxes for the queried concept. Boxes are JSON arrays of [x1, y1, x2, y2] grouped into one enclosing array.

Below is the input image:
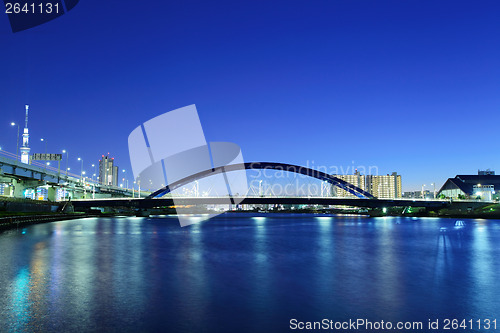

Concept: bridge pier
[[12, 179, 26, 198], [47, 186, 57, 202], [12, 179, 40, 198]]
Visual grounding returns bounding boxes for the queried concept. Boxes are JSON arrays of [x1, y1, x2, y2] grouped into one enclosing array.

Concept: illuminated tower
[[20, 105, 30, 164]]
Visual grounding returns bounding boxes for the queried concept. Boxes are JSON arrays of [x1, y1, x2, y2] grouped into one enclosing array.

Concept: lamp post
[[41, 138, 47, 170], [91, 164, 96, 182], [78, 157, 83, 182], [122, 177, 129, 190], [122, 169, 129, 190], [40, 138, 47, 154], [82, 172, 86, 198], [62, 150, 69, 176], [10, 122, 19, 161]]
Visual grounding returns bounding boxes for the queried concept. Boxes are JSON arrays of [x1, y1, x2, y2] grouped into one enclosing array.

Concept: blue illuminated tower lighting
[[20, 105, 30, 164]]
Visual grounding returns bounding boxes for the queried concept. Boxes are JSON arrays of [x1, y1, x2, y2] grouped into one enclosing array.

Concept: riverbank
[[2, 198, 499, 232], [0, 213, 103, 231], [0, 196, 61, 212], [365, 203, 500, 219]]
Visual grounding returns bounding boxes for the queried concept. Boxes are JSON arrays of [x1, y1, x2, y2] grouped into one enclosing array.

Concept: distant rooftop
[[478, 169, 495, 176], [438, 170, 500, 196]]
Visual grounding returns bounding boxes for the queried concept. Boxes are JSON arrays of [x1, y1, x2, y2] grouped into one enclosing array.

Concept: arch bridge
[[148, 162, 375, 199], [71, 161, 452, 211]]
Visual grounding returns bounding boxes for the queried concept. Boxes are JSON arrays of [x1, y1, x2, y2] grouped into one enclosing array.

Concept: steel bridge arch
[[147, 162, 375, 199]]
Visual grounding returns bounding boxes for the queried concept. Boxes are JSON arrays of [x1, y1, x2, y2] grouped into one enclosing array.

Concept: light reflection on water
[[0, 215, 499, 332], [12, 267, 30, 332]]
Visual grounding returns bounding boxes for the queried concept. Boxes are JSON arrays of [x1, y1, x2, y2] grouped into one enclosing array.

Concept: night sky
[[1, 0, 499, 190]]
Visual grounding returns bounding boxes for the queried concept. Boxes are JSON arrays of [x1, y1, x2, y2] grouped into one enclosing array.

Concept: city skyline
[[1, 0, 499, 191]]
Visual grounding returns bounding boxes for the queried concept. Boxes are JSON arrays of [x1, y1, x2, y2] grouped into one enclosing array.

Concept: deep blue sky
[[1, 0, 499, 190]]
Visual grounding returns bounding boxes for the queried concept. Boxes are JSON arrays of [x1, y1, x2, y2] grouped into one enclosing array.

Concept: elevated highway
[[0, 153, 135, 199]]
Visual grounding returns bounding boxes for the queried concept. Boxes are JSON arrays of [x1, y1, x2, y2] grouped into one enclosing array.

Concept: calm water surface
[[0, 214, 499, 332]]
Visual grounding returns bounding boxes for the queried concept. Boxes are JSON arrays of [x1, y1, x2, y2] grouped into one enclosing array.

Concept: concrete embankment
[[0, 213, 94, 231], [0, 199, 60, 213]]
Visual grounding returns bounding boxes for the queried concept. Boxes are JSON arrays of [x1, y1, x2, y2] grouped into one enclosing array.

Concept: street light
[[82, 172, 87, 197], [10, 122, 19, 161], [77, 157, 83, 182], [62, 150, 69, 176], [41, 138, 47, 170], [40, 138, 47, 154], [122, 169, 128, 189], [91, 164, 96, 182]]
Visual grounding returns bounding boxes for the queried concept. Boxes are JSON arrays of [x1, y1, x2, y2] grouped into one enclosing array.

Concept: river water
[[0, 214, 499, 332]]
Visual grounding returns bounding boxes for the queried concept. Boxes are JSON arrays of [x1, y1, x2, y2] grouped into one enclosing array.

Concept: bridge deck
[[71, 196, 458, 209]]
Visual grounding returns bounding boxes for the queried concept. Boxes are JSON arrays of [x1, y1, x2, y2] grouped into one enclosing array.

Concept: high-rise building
[[366, 172, 402, 199], [333, 171, 402, 199], [99, 155, 119, 186], [20, 105, 30, 164], [333, 170, 366, 197]]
